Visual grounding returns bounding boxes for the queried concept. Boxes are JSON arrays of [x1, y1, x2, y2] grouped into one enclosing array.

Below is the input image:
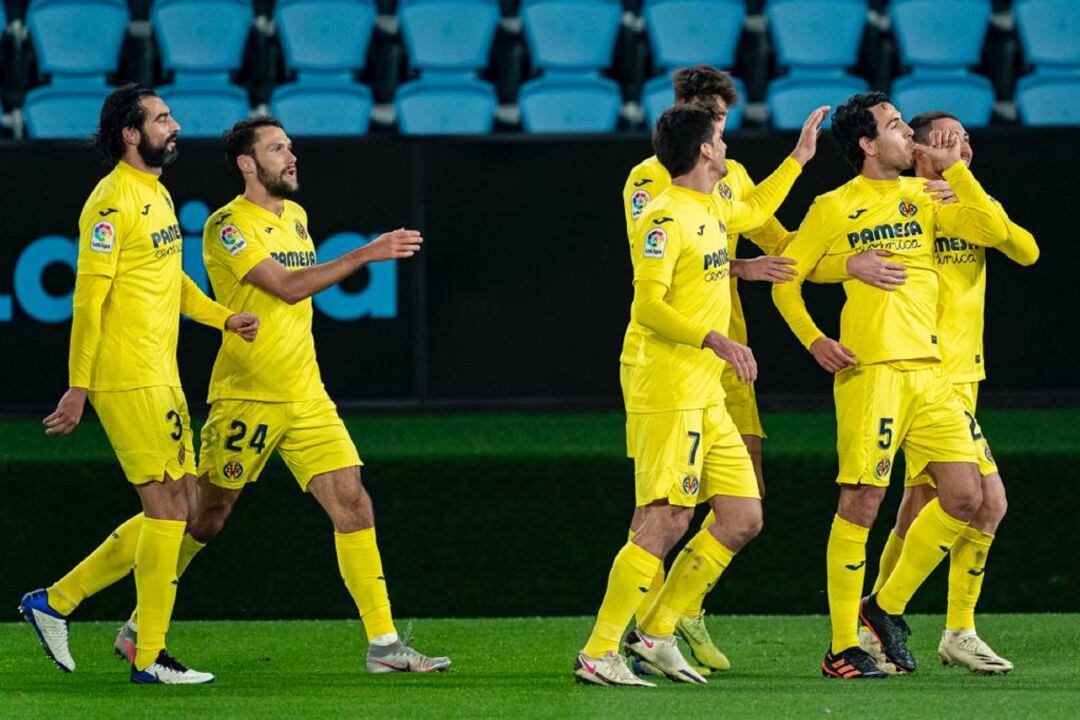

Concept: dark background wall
[[1, 129, 1077, 412]]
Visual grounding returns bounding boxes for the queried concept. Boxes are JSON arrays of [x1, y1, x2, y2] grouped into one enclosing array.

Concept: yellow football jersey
[[621, 156, 794, 363], [933, 201, 1038, 383], [203, 196, 326, 403], [773, 163, 1008, 366], [73, 161, 185, 390], [622, 157, 802, 412]]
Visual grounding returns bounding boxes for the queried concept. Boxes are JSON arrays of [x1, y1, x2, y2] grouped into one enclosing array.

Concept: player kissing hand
[[43, 386, 87, 437], [789, 106, 831, 166], [703, 331, 757, 384], [809, 337, 857, 374], [913, 129, 963, 175], [362, 228, 424, 262], [225, 313, 260, 342], [847, 250, 907, 291], [733, 256, 797, 283]]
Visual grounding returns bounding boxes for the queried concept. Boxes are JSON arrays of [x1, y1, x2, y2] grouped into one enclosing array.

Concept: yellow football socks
[[335, 528, 396, 640], [130, 532, 206, 626], [133, 517, 186, 670], [641, 529, 734, 637], [682, 510, 719, 617], [946, 526, 994, 631], [870, 529, 905, 596], [583, 541, 661, 657], [628, 530, 665, 625], [878, 499, 968, 615], [827, 514, 869, 653], [47, 513, 144, 616]]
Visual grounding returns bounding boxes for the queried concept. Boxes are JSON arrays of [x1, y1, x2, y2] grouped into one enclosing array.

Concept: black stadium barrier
[[3, 448, 1077, 619], [0, 129, 1077, 413]]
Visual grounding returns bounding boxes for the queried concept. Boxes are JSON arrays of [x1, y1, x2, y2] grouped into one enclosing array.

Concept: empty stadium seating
[[519, 0, 623, 132], [152, 0, 253, 137], [395, 0, 500, 134], [23, 0, 129, 138], [4, 0, 1078, 137], [270, 0, 376, 135]]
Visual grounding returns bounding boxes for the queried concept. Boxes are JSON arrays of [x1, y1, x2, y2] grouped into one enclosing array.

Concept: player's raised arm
[[995, 206, 1040, 266], [724, 106, 829, 234], [771, 200, 857, 373], [918, 129, 1008, 247], [243, 228, 422, 305]]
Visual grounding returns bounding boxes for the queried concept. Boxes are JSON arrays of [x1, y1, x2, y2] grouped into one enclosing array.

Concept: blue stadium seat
[[26, 0, 129, 82], [890, 0, 990, 70], [23, 86, 111, 138], [766, 73, 869, 129], [642, 73, 745, 130], [520, 0, 621, 71], [275, 0, 377, 79], [643, 0, 745, 71], [152, 0, 253, 83], [519, 75, 621, 132], [766, 0, 867, 71], [1016, 73, 1080, 126], [399, 0, 500, 74], [1014, 0, 1080, 70], [395, 78, 497, 134], [892, 72, 995, 128], [156, 85, 249, 137], [270, 83, 373, 136]]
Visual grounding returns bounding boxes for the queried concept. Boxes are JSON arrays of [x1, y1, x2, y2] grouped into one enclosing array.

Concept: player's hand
[[789, 106, 830, 166], [733, 256, 797, 283], [913, 129, 963, 175], [847, 250, 907, 291], [360, 228, 424, 263], [924, 179, 958, 205], [809, 337, 857, 374], [43, 387, 86, 437], [225, 313, 259, 342], [703, 331, 757, 384]]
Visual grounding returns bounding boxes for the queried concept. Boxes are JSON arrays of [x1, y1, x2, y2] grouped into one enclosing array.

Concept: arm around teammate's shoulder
[[243, 228, 422, 305]]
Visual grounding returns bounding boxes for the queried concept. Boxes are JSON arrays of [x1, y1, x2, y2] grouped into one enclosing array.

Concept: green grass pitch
[[2, 614, 1079, 719]]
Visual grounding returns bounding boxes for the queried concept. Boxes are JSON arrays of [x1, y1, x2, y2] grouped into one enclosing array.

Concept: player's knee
[[732, 511, 763, 548], [944, 482, 983, 520], [189, 502, 231, 542], [980, 483, 1008, 525]]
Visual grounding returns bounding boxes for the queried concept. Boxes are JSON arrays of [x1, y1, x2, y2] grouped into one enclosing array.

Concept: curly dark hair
[[908, 110, 958, 144], [653, 105, 716, 178], [223, 116, 284, 178], [830, 91, 891, 173], [673, 64, 740, 110], [92, 83, 159, 165]]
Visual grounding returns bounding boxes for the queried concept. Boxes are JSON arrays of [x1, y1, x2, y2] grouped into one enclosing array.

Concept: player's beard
[[255, 159, 299, 199], [137, 132, 178, 168]]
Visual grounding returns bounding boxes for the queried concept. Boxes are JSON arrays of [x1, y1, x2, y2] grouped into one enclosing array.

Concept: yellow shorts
[[906, 381, 998, 486], [834, 363, 977, 487], [721, 366, 765, 438], [89, 386, 196, 485], [199, 395, 362, 492], [626, 404, 760, 508]]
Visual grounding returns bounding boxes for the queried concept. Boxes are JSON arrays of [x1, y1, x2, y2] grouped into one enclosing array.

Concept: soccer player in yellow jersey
[[621, 65, 886, 674], [860, 111, 1038, 675], [771, 92, 1012, 679], [18, 84, 259, 684], [574, 103, 827, 686], [107, 116, 449, 674]]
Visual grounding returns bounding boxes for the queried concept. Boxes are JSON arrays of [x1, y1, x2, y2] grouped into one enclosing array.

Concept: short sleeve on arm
[[204, 214, 273, 281], [77, 200, 127, 278], [633, 218, 683, 288]]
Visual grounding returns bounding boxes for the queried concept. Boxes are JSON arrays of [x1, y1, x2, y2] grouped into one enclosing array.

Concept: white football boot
[[624, 629, 707, 684], [573, 651, 655, 687], [938, 629, 1014, 674]]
